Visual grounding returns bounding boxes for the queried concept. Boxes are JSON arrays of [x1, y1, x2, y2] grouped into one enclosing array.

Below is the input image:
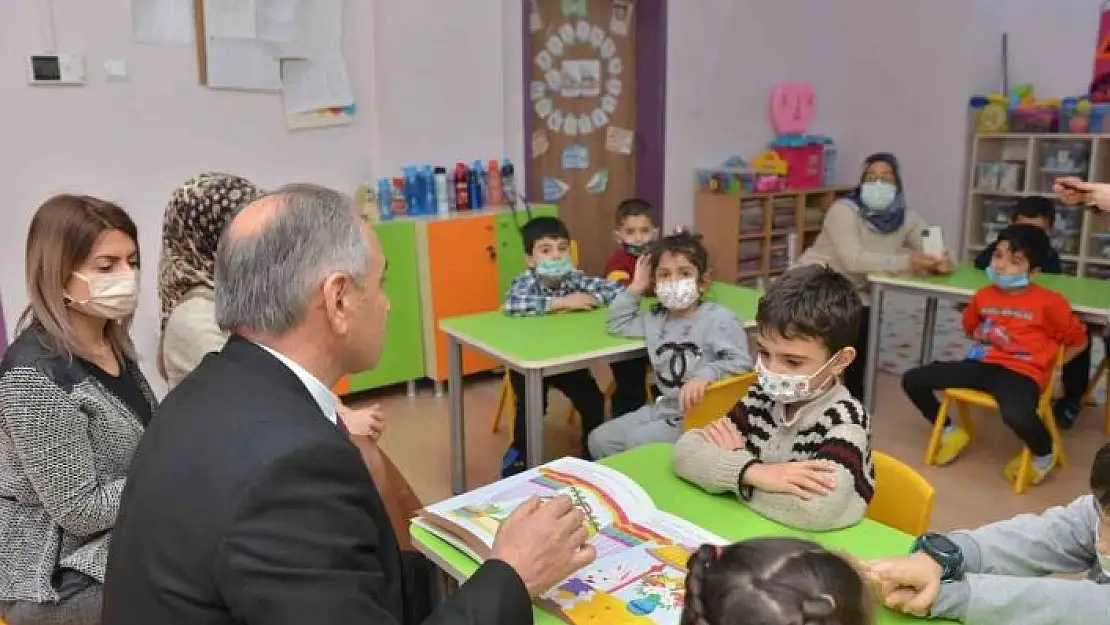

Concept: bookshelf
[[963, 133, 1110, 279], [694, 187, 853, 288]]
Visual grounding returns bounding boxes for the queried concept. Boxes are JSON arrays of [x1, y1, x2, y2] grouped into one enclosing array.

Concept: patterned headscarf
[[157, 172, 264, 331]]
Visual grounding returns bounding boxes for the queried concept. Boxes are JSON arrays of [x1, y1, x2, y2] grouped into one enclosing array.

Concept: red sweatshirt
[[961, 284, 1087, 388], [604, 248, 638, 285]]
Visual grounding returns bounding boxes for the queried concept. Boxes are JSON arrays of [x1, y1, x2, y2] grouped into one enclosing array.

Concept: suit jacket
[[102, 336, 532, 625]]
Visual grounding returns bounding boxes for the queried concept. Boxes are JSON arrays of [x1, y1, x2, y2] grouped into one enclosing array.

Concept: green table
[[412, 443, 951, 624], [863, 263, 1110, 414], [440, 283, 761, 494]]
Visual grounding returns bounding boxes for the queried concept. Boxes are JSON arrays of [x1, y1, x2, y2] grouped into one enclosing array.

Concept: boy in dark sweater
[[603, 199, 658, 418]]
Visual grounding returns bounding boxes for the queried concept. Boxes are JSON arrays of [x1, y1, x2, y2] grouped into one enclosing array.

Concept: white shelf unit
[[963, 133, 1110, 279]]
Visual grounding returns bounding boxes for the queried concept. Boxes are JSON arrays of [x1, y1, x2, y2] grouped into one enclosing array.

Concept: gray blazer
[[0, 324, 154, 602]]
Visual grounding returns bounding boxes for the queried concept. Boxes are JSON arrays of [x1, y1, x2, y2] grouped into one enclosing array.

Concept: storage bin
[[998, 162, 1025, 192], [977, 162, 1001, 190], [740, 205, 765, 233], [1053, 230, 1080, 255], [777, 144, 825, 190], [982, 198, 1017, 223], [1090, 232, 1110, 260], [696, 166, 754, 195], [738, 240, 763, 261], [1089, 103, 1110, 133], [1086, 264, 1110, 280], [1009, 106, 1059, 133]]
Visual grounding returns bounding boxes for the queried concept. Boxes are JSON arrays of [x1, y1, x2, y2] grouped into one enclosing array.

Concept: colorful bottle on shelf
[[403, 167, 422, 215], [423, 166, 436, 216], [469, 160, 485, 209], [487, 159, 503, 206], [501, 159, 516, 203], [454, 162, 471, 210], [434, 166, 450, 214], [355, 182, 379, 223], [377, 178, 394, 220], [391, 177, 407, 215]]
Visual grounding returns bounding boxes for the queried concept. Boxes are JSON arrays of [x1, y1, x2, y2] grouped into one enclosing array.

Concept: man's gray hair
[[214, 183, 370, 335]]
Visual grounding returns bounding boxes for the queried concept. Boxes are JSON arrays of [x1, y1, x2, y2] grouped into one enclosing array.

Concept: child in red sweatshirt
[[902, 224, 1087, 487], [604, 199, 657, 418]]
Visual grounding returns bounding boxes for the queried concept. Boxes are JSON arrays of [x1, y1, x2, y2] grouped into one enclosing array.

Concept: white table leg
[[919, 296, 938, 365], [448, 336, 467, 495], [406, 380, 417, 397], [864, 283, 885, 415], [524, 369, 545, 468]]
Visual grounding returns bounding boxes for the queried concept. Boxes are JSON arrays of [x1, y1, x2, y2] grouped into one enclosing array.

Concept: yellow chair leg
[[1040, 401, 1068, 469], [924, 395, 950, 466], [492, 373, 511, 433], [1014, 447, 1031, 495], [956, 401, 975, 440], [1083, 358, 1108, 406]]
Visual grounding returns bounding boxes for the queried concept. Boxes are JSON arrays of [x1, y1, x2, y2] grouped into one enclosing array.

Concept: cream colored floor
[[356, 369, 1107, 533]]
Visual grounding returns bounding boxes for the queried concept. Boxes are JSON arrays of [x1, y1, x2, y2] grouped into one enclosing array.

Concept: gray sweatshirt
[[931, 495, 1110, 624], [605, 290, 752, 416]]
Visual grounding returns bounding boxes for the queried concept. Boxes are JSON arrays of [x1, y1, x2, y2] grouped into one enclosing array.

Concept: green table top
[[411, 443, 950, 625], [438, 282, 762, 368], [871, 263, 1110, 315]]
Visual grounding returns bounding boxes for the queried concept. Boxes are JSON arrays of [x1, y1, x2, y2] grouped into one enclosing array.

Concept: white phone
[[921, 226, 945, 256]]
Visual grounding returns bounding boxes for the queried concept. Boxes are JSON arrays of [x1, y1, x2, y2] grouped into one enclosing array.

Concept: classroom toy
[[750, 150, 789, 192], [695, 156, 753, 195], [767, 82, 825, 190]]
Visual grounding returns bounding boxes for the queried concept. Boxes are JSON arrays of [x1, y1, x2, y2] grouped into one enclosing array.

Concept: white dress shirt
[[256, 343, 339, 424]]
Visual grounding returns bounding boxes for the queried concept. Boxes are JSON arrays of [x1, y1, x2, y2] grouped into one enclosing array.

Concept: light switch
[[104, 59, 128, 81]]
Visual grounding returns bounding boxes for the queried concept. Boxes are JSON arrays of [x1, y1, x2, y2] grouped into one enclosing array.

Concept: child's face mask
[[535, 255, 573, 279], [655, 278, 699, 310], [756, 352, 840, 404], [986, 266, 1030, 290]]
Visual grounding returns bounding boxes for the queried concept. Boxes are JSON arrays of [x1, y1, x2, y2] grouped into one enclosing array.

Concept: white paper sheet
[[280, 56, 354, 114], [203, 0, 258, 39], [132, 0, 195, 44], [257, 0, 299, 43], [277, 0, 343, 59], [205, 37, 281, 92]]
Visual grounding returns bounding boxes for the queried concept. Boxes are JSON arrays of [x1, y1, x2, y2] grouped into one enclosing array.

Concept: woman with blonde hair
[[0, 194, 155, 624]]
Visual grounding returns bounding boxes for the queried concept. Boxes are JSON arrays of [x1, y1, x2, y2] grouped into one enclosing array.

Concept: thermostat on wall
[[26, 54, 85, 85]]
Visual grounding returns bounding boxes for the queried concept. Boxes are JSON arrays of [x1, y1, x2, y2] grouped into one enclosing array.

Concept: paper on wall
[[132, 0, 195, 45], [280, 56, 354, 114], [277, 0, 343, 59], [257, 0, 299, 43], [204, 0, 258, 39], [205, 37, 281, 91]]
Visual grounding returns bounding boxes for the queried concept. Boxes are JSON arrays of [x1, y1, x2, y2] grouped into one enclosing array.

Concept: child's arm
[[740, 422, 871, 531], [961, 291, 982, 338], [690, 310, 752, 382], [605, 290, 647, 338], [932, 574, 1110, 625], [1044, 294, 1088, 363], [502, 272, 551, 316], [672, 393, 760, 495], [569, 271, 624, 306]]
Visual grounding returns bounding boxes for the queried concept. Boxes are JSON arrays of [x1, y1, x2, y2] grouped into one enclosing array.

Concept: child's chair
[[1081, 355, 1110, 434], [924, 348, 1067, 495], [866, 451, 935, 535], [681, 372, 758, 432]]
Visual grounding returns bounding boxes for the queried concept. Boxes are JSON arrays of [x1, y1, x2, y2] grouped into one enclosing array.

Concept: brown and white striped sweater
[[671, 381, 874, 531]]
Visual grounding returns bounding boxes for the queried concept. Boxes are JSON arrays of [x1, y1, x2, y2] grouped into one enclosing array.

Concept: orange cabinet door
[[427, 216, 501, 378]]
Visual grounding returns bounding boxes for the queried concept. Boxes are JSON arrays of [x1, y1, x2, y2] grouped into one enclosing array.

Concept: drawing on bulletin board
[[414, 457, 727, 625]]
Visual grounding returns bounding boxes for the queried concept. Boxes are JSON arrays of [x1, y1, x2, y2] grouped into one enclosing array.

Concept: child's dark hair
[[615, 198, 654, 226], [682, 538, 871, 625], [649, 229, 709, 279], [1011, 196, 1056, 226], [756, 265, 862, 354], [520, 216, 571, 254], [1090, 442, 1110, 513], [995, 224, 1051, 270]]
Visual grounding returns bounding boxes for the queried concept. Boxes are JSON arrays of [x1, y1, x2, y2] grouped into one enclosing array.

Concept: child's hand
[[554, 293, 600, 311], [627, 255, 653, 296], [679, 377, 711, 413], [742, 461, 836, 500], [933, 251, 953, 274], [338, 403, 386, 440], [703, 417, 745, 451]]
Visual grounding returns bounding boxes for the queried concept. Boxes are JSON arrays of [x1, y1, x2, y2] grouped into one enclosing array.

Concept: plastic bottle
[[355, 182, 379, 223], [403, 167, 422, 215], [486, 159, 504, 206], [469, 160, 485, 209], [434, 166, 450, 214], [446, 167, 457, 211], [454, 162, 471, 210], [377, 178, 394, 220], [391, 177, 407, 215], [501, 159, 516, 202], [423, 166, 437, 215]]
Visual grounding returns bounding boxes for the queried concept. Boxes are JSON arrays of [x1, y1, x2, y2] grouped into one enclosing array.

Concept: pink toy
[[770, 82, 816, 135]]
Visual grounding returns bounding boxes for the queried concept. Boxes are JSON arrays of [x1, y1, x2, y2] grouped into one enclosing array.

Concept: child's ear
[[525, 253, 537, 268], [699, 268, 713, 289], [613, 229, 623, 244], [832, 346, 857, 374]]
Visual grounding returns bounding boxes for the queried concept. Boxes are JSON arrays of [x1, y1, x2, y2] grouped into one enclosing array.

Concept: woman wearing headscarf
[[794, 152, 951, 399]]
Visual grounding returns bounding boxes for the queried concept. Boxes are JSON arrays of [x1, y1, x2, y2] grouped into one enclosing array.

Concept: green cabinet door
[[348, 220, 424, 393], [495, 204, 559, 297]]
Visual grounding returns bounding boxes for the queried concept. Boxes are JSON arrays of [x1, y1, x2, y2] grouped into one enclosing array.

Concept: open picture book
[[413, 457, 726, 625]]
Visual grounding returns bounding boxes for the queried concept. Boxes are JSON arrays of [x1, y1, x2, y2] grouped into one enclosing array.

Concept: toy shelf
[[695, 187, 852, 289], [962, 133, 1110, 279]]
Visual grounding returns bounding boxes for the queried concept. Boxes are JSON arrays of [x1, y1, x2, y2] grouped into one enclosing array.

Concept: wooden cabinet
[[347, 221, 425, 393]]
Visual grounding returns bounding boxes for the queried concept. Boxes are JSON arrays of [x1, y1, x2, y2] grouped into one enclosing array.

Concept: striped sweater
[[671, 381, 874, 531]]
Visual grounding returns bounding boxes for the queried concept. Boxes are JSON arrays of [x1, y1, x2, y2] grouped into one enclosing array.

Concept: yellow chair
[[924, 348, 1067, 495], [681, 372, 757, 432], [1080, 356, 1110, 435], [867, 451, 935, 535]]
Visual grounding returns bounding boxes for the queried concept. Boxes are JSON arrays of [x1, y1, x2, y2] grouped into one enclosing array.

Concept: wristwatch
[[911, 533, 964, 582]]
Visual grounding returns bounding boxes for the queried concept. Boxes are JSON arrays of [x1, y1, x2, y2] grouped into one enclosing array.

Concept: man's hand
[[338, 403, 385, 441], [742, 461, 836, 500], [491, 495, 597, 597], [703, 417, 745, 451], [627, 255, 653, 296], [679, 377, 711, 413], [863, 552, 944, 617], [1054, 177, 1110, 210], [552, 292, 600, 311]]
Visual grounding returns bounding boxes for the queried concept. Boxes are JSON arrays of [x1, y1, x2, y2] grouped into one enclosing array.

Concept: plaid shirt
[[503, 269, 623, 316]]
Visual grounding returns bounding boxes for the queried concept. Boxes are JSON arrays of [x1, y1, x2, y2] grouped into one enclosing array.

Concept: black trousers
[[510, 369, 604, 461], [609, 355, 650, 418], [1061, 329, 1109, 402], [843, 305, 871, 401], [901, 360, 1051, 456]]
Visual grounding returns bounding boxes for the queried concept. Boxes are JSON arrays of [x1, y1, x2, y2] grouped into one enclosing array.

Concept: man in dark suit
[[102, 184, 595, 625]]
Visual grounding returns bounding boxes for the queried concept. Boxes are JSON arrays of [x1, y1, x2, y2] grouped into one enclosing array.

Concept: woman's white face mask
[[66, 270, 140, 320], [860, 181, 897, 211]]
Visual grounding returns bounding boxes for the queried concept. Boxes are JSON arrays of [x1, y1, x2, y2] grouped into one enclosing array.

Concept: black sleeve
[[974, 243, 994, 270], [214, 440, 532, 625]]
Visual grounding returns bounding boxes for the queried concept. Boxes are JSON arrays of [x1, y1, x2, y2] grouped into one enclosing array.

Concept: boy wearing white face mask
[[864, 442, 1110, 624], [588, 230, 752, 459], [671, 265, 874, 531]]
